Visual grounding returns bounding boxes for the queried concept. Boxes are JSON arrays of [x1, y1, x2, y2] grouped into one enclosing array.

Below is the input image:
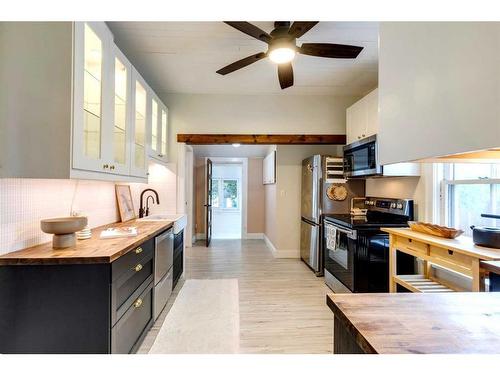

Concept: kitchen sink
[[139, 214, 187, 234]]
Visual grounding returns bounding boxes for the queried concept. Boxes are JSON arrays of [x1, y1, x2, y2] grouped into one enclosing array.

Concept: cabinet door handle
[[110, 165, 115, 170], [362, 134, 366, 137], [133, 263, 143, 272], [135, 247, 143, 254], [133, 298, 143, 308], [103, 164, 109, 169]]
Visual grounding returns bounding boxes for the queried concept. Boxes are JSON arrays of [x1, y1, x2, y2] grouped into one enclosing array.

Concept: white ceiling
[[192, 145, 270, 158], [107, 22, 379, 96]]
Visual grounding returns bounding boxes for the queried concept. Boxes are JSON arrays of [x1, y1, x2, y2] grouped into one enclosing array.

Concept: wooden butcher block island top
[[0, 220, 173, 265], [327, 292, 500, 354]]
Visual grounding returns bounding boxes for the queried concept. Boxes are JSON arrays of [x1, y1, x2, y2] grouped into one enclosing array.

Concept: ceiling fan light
[[269, 47, 296, 64]]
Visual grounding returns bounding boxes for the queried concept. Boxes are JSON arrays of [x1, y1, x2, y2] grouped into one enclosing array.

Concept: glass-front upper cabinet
[[73, 22, 112, 172], [130, 68, 148, 178], [150, 97, 159, 155], [108, 45, 132, 175], [160, 105, 168, 162], [148, 94, 169, 163]]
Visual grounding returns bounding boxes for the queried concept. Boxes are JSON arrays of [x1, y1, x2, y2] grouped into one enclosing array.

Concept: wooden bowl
[[408, 221, 464, 239], [41, 216, 88, 234]]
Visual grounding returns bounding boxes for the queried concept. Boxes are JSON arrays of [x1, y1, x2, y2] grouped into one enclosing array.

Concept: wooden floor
[[138, 239, 333, 354]]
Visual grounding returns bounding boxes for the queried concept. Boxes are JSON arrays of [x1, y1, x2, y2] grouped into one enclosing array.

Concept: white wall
[[162, 93, 360, 164], [268, 145, 344, 257], [379, 22, 500, 165], [0, 162, 177, 255]]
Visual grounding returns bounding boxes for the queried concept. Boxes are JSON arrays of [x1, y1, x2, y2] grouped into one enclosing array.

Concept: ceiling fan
[[216, 21, 364, 90]]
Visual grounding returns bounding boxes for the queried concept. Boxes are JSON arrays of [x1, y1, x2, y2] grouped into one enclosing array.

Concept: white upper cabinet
[[148, 92, 169, 164], [108, 45, 133, 176], [0, 22, 168, 181], [130, 69, 149, 178], [159, 104, 169, 163], [72, 22, 113, 173], [379, 23, 500, 165], [345, 87, 419, 177], [346, 88, 378, 144]]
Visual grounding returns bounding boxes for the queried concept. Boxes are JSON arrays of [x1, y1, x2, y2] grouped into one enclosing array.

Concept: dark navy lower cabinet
[[0, 238, 156, 354]]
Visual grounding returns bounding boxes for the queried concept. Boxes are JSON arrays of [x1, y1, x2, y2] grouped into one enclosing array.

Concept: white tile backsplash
[[0, 162, 177, 255]]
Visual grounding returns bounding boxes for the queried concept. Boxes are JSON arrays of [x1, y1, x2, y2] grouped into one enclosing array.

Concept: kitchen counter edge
[[0, 220, 173, 266]]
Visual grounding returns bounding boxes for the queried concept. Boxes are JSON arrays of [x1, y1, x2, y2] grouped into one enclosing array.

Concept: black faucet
[[139, 189, 160, 218]]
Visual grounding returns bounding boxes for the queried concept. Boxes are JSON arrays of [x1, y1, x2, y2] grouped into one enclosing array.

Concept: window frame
[[211, 177, 240, 210], [439, 163, 500, 230]]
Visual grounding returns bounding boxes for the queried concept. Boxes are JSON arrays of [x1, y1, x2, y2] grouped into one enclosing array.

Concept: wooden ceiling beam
[[177, 134, 346, 145]]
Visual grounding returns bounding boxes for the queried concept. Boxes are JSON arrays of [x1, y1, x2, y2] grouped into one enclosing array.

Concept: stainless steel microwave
[[343, 135, 382, 177]]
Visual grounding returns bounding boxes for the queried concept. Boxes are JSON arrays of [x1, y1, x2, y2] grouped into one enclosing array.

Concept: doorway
[[210, 163, 243, 239]]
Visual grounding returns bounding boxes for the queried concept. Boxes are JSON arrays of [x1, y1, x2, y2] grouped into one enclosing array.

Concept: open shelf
[[394, 274, 457, 293]]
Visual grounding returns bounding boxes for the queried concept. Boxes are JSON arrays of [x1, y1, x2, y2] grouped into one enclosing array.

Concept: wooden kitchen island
[[327, 292, 500, 354], [383, 228, 500, 293]]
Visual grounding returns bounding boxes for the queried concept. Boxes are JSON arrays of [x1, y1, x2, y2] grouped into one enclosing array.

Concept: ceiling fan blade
[[288, 21, 319, 38], [216, 52, 267, 75], [278, 63, 294, 89], [224, 22, 272, 43], [299, 43, 364, 58]]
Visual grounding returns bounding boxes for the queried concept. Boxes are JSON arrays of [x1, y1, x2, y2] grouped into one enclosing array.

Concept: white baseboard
[[263, 234, 277, 255], [263, 234, 300, 258], [243, 232, 264, 240], [195, 233, 206, 240], [273, 249, 300, 259]]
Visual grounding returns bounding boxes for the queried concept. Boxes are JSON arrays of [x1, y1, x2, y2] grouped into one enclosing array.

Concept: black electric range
[[323, 197, 416, 293], [323, 212, 411, 229]]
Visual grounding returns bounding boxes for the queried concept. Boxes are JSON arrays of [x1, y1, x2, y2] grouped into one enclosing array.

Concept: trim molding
[[263, 234, 300, 259], [244, 233, 264, 240], [195, 233, 206, 240]]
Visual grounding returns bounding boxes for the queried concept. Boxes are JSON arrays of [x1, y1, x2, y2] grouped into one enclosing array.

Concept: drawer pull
[[133, 298, 143, 308], [133, 264, 143, 272], [448, 250, 454, 255], [135, 247, 143, 255]]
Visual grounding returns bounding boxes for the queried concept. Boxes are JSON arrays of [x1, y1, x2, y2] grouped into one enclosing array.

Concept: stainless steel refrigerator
[[300, 155, 365, 276]]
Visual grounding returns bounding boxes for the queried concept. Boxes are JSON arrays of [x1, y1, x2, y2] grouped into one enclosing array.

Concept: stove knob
[[390, 203, 396, 209], [397, 203, 403, 209]]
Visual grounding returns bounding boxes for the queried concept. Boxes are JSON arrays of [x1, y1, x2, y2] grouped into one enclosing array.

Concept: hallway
[[139, 239, 333, 354]]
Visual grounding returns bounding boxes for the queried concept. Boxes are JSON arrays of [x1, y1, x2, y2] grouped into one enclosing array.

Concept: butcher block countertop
[[327, 292, 500, 354], [0, 220, 173, 266], [382, 227, 500, 260]]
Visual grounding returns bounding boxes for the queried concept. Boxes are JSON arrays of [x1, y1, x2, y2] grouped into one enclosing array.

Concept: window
[[441, 163, 500, 236], [211, 178, 239, 209]]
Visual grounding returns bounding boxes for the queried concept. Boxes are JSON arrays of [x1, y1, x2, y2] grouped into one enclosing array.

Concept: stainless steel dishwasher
[[154, 228, 174, 320]]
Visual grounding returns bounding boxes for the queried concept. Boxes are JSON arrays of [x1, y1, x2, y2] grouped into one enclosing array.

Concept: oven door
[[324, 222, 356, 291], [343, 135, 382, 177]]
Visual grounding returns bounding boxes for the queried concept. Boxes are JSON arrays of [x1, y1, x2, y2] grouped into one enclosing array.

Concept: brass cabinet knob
[[133, 298, 143, 308], [133, 264, 143, 272], [135, 247, 143, 254]]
